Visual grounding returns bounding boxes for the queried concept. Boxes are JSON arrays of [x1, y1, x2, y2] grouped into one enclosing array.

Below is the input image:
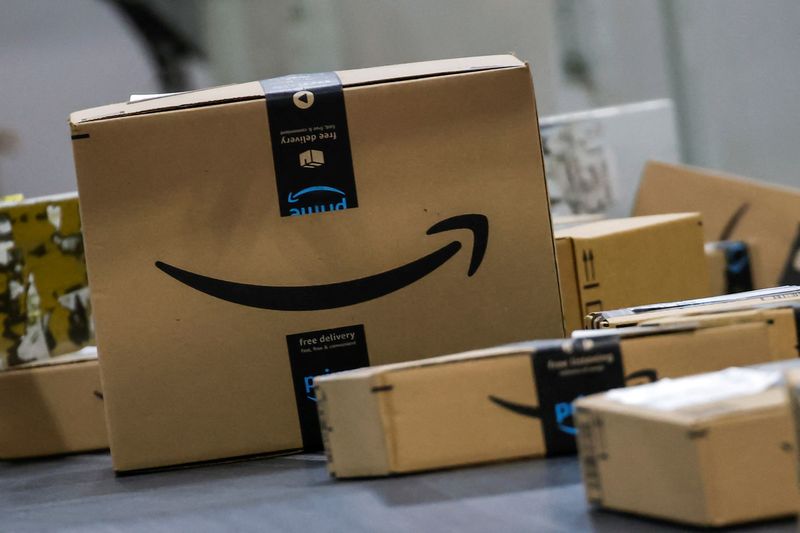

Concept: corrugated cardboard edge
[[316, 371, 392, 477], [69, 55, 525, 125]]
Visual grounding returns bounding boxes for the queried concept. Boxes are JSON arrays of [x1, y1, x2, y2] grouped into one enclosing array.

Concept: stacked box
[[0, 193, 92, 370], [587, 285, 800, 329], [554, 213, 710, 333], [0, 347, 107, 458]]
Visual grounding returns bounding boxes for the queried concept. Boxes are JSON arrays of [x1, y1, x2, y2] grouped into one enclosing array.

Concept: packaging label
[[532, 338, 624, 456], [780, 223, 800, 285], [286, 324, 369, 450], [261, 72, 358, 217], [721, 241, 754, 294]]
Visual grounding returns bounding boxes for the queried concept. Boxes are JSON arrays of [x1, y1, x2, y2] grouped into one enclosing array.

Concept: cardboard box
[[70, 55, 564, 471], [555, 213, 710, 333], [786, 368, 800, 491], [635, 302, 800, 362], [705, 240, 754, 295], [587, 285, 800, 329], [575, 360, 800, 527], [0, 193, 92, 370], [635, 161, 800, 288], [0, 347, 107, 459], [315, 319, 785, 478]]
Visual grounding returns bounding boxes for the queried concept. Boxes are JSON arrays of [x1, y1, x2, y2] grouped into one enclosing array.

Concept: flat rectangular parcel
[[70, 55, 563, 471]]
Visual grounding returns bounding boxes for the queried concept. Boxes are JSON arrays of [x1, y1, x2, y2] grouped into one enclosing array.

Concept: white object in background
[[540, 99, 680, 218], [605, 367, 779, 411]]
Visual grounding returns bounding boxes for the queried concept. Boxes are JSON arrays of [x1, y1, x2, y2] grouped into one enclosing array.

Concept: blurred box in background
[[0, 193, 92, 370], [541, 99, 680, 219], [635, 161, 800, 288]]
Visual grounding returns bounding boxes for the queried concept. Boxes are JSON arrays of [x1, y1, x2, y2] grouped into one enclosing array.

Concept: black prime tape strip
[[531, 337, 625, 456], [720, 241, 754, 294], [286, 324, 369, 451], [260, 72, 358, 218], [780, 223, 800, 285]]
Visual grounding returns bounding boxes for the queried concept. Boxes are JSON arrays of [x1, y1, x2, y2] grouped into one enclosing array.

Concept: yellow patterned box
[[0, 193, 92, 370]]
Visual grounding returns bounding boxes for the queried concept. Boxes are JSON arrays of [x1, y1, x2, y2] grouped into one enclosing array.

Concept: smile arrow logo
[[155, 213, 488, 311]]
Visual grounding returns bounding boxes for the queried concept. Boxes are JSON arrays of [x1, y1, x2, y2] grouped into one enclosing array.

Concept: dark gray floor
[[1, 452, 795, 532]]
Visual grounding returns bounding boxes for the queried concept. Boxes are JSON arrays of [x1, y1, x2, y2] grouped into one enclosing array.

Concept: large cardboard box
[[315, 319, 786, 478], [70, 55, 564, 471], [0, 193, 92, 370], [587, 285, 800, 329], [0, 347, 107, 459], [635, 161, 800, 288], [555, 213, 710, 333], [575, 360, 800, 527]]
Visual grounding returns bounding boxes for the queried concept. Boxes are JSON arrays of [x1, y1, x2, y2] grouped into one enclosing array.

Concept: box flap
[[70, 55, 523, 125], [335, 54, 523, 86], [554, 213, 699, 240]]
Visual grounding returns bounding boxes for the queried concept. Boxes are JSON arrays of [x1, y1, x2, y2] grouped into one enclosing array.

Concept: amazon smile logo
[[155, 213, 489, 311]]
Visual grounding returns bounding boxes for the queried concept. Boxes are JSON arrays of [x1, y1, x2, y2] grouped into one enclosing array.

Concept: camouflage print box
[[0, 193, 92, 370]]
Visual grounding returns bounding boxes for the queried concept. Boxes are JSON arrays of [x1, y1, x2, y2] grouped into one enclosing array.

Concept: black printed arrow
[[488, 395, 542, 419], [488, 369, 655, 419], [719, 202, 750, 241], [624, 368, 658, 384], [155, 213, 488, 311]]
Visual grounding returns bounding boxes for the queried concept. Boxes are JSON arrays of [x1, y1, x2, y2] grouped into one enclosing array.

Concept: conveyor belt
[[1, 453, 794, 532]]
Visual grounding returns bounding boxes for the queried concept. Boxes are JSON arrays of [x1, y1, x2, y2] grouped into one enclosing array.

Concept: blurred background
[[1, 0, 798, 200]]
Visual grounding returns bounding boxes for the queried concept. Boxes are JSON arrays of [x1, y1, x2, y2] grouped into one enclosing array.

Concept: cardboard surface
[[786, 367, 800, 491], [0, 193, 92, 370], [576, 362, 800, 527], [555, 213, 710, 333], [316, 318, 788, 478], [70, 56, 563, 471], [636, 303, 800, 362], [635, 161, 800, 288], [0, 347, 107, 459]]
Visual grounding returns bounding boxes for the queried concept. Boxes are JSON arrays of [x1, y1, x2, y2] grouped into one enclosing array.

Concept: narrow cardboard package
[[575, 360, 800, 527], [70, 55, 564, 471], [636, 302, 800, 361], [554, 213, 710, 333], [635, 161, 800, 288], [786, 367, 800, 491], [587, 285, 800, 329], [0, 193, 92, 370], [315, 319, 787, 478], [0, 347, 107, 459]]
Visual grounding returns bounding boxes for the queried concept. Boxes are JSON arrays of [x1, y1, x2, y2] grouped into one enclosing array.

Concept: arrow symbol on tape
[[155, 214, 488, 311]]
